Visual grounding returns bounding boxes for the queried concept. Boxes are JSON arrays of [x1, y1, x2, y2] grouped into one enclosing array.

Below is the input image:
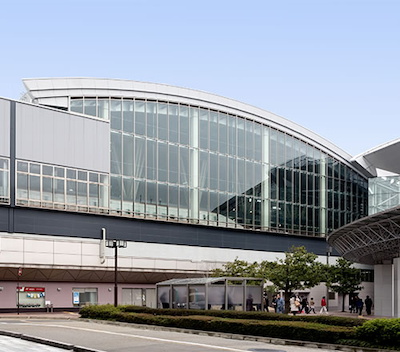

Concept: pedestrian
[[290, 294, 300, 315], [301, 296, 309, 314], [349, 296, 355, 313], [263, 293, 269, 312], [309, 297, 316, 313], [356, 296, 364, 316], [276, 294, 284, 314], [319, 296, 328, 314], [246, 294, 254, 311], [272, 295, 277, 313], [365, 295, 373, 315]]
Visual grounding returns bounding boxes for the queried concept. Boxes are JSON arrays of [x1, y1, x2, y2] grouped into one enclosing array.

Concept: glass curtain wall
[[68, 97, 368, 237], [369, 175, 400, 215], [269, 132, 367, 236]]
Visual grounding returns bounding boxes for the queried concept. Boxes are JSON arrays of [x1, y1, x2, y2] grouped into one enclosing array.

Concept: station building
[[0, 78, 378, 311], [328, 141, 400, 317]]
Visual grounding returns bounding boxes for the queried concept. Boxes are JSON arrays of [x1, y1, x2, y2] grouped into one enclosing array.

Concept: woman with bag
[[290, 294, 300, 315]]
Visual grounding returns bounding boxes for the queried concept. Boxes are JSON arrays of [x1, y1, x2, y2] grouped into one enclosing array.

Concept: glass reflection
[[63, 97, 370, 236]]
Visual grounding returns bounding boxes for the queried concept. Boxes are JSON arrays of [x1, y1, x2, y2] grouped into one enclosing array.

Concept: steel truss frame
[[328, 206, 400, 264]]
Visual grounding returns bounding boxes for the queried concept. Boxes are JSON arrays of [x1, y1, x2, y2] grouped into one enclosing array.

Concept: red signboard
[[19, 287, 45, 292]]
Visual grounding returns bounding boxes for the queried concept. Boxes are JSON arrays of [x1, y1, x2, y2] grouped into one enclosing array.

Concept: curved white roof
[[23, 77, 362, 171], [352, 138, 400, 177]]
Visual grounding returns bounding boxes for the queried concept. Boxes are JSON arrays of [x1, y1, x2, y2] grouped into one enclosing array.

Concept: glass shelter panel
[[188, 285, 206, 310], [172, 286, 187, 309]]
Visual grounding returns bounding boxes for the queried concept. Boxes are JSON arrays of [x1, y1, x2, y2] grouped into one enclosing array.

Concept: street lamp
[[106, 239, 127, 307]]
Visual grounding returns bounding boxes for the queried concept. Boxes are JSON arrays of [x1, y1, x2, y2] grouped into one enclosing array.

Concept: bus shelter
[[156, 277, 264, 311]]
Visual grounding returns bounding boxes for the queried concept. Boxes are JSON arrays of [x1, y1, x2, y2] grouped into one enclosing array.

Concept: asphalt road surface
[[0, 318, 337, 352], [0, 334, 66, 352]]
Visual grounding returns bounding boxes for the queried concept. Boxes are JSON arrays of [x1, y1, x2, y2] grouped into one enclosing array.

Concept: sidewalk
[[0, 311, 80, 319], [313, 310, 380, 320], [0, 309, 381, 320]]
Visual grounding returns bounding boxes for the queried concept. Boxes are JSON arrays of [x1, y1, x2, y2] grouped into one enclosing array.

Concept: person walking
[[272, 294, 277, 313], [276, 294, 284, 313], [356, 296, 364, 316], [246, 294, 254, 311], [309, 297, 316, 313], [365, 296, 373, 315], [349, 296, 356, 313], [319, 296, 328, 314], [301, 296, 309, 314], [290, 294, 300, 315], [263, 293, 269, 312]]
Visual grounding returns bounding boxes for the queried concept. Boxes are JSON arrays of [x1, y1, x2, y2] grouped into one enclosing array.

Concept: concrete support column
[[374, 263, 393, 317], [394, 257, 400, 317]]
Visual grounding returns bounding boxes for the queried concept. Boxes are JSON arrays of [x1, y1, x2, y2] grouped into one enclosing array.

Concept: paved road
[[0, 334, 66, 352], [0, 318, 338, 352]]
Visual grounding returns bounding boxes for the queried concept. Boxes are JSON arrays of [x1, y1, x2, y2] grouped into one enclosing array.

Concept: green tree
[[211, 258, 259, 278], [326, 257, 362, 312], [212, 247, 325, 313], [260, 246, 325, 313]]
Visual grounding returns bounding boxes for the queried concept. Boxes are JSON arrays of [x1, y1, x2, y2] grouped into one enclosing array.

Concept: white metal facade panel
[[15, 102, 110, 172], [353, 138, 400, 176], [374, 264, 394, 317], [394, 258, 400, 317], [0, 98, 10, 157]]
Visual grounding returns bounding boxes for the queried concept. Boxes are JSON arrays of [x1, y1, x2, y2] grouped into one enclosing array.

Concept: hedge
[[80, 305, 355, 344], [355, 318, 400, 347], [119, 305, 363, 327]]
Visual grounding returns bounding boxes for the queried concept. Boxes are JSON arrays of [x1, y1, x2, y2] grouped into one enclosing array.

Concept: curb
[[0, 330, 103, 352], [0, 313, 79, 320]]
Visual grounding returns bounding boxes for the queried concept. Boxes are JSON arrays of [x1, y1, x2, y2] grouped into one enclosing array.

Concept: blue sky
[[1, 0, 399, 156]]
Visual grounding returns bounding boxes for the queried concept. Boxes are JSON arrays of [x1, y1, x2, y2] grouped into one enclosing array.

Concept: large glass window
[[84, 98, 97, 117], [169, 145, 178, 184], [16, 160, 108, 212], [72, 288, 98, 307], [179, 106, 190, 145], [98, 99, 109, 120], [135, 101, 146, 135], [70, 99, 83, 114], [147, 102, 157, 138], [199, 109, 209, 150], [111, 99, 122, 130], [123, 134, 134, 177], [158, 103, 168, 141], [65, 96, 369, 236], [123, 100, 134, 133], [169, 105, 179, 143]]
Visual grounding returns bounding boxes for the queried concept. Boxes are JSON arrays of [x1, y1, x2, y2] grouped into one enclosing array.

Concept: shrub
[[80, 305, 356, 344], [80, 304, 120, 320], [120, 305, 363, 327], [356, 318, 400, 347]]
